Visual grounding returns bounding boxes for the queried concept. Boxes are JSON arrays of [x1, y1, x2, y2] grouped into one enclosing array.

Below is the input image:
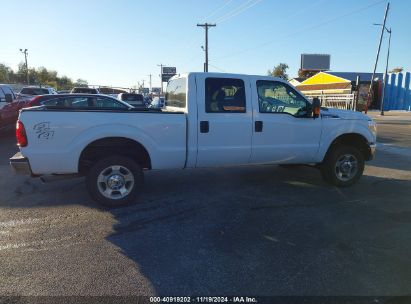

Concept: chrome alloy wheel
[[334, 154, 358, 182], [97, 165, 135, 200]]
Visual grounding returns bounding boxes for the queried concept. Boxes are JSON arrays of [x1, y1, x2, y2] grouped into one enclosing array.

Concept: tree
[[0, 64, 15, 83], [0, 62, 86, 90], [16, 62, 28, 84], [74, 79, 88, 87], [268, 63, 289, 80], [389, 67, 403, 73]]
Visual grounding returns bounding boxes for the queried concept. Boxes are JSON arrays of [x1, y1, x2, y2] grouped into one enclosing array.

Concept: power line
[[200, 0, 235, 23], [208, 63, 228, 73], [214, 0, 387, 61], [161, 0, 233, 67], [214, 0, 263, 24]]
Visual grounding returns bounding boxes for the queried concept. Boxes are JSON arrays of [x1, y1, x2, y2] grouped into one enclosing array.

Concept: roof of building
[[326, 72, 384, 82]]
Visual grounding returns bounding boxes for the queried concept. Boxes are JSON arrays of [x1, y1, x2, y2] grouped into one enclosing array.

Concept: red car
[[0, 84, 21, 129]]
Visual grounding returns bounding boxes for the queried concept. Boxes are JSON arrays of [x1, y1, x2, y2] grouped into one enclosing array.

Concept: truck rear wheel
[[320, 144, 364, 187], [85, 156, 143, 207]]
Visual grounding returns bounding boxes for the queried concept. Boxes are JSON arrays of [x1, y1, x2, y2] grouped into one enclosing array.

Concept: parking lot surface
[[0, 116, 411, 296]]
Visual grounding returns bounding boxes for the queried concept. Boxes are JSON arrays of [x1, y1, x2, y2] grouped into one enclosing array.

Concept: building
[[288, 77, 307, 87], [383, 72, 411, 111], [296, 71, 383, 110]]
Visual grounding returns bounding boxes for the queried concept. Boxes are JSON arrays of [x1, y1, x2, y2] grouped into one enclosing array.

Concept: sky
[[1, 0, 410, 89]]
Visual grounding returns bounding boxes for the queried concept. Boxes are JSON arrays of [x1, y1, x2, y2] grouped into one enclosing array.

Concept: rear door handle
[[200, 121, 209, 133], [255, 121, 263, 132]]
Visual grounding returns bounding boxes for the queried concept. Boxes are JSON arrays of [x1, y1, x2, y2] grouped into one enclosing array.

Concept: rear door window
[[205, 78, 246, 113]]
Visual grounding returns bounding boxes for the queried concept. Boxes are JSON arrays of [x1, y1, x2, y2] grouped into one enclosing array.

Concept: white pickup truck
[[10, 73, 377, 207]]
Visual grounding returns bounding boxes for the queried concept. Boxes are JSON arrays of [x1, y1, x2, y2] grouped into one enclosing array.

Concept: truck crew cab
[[10, 73, 377, 207]]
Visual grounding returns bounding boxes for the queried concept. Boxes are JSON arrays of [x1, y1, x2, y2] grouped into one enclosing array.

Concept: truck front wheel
[[320, 145, 365, 187], [85, 156, 143, 207]]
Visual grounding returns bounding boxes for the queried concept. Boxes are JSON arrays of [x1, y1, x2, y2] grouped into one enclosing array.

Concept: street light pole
[[380, 27, 392, 116], [19, 48, 29, 85]]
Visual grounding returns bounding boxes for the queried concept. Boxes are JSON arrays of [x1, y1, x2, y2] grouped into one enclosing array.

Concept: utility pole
[[19, 48, 29, 85], [379, 27, 392, 116], [157, 64, 164, 94], [148, 74, 152, 95], [366, 2, 389, 114], [197, 23, 216, 72]]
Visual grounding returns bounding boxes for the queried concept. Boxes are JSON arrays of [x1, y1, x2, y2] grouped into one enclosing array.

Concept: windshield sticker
[[33, 122, 54, 140]]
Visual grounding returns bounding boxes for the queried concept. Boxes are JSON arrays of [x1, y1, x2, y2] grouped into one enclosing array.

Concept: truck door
[[250, 79, 322, 164], [196, 75, 253, 167]]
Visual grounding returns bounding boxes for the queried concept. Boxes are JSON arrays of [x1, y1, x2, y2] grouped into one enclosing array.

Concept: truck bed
[[18, 107, 187, 174]]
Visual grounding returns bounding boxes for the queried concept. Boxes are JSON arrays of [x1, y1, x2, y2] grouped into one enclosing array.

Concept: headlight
[[368, 120, 377, 138]]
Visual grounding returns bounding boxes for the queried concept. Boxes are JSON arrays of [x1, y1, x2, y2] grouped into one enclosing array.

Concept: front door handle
[[200, 121, 209, 133], [255, 121, 263, 132]]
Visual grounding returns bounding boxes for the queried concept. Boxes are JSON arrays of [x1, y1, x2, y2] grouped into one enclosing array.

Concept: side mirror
[[5, 94, 13, 103], [312, 97, 321, 119]]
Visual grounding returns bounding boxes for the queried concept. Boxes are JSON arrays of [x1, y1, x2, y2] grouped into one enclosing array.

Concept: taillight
[[16, 120, 28, 147]]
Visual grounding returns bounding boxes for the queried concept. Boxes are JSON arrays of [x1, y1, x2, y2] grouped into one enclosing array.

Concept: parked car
[[70, 87, 99, 94], [117, 93, 146, 108], [149, 96, 165, 108], [10, 72, 377, 207], [57, 90, 71, 94], [0, 84, 19, 128], [144, 96, 152, 106], [25, 94, 127, 108], [16, 86, 58, 102]]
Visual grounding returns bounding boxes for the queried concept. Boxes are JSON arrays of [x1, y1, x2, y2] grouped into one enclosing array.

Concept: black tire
[[320, 144, 364, 187], [85, 156, 143, 207]]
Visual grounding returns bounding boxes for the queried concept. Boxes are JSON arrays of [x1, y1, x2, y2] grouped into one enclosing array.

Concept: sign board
[[301, 54, 330, 71], [162, 67, 176, 75], [151, 87, 161, 94], [140, 87, 149, 94], [162, 66, 177, 82], [162, 74, 176, 82]]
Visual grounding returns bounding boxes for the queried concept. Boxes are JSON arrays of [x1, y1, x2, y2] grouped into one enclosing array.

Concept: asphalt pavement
[[0, 115, 410, 297]]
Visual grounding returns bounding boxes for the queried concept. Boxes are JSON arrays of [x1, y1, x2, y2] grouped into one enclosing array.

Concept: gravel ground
[[0, 118, 410, 297]]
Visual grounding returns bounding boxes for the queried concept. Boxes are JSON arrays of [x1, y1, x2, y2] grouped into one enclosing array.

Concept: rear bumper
[[10, 152, 33, 175]]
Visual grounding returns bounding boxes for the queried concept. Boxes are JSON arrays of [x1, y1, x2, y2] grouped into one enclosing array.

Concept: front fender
[[317, 119, 375, 162]]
